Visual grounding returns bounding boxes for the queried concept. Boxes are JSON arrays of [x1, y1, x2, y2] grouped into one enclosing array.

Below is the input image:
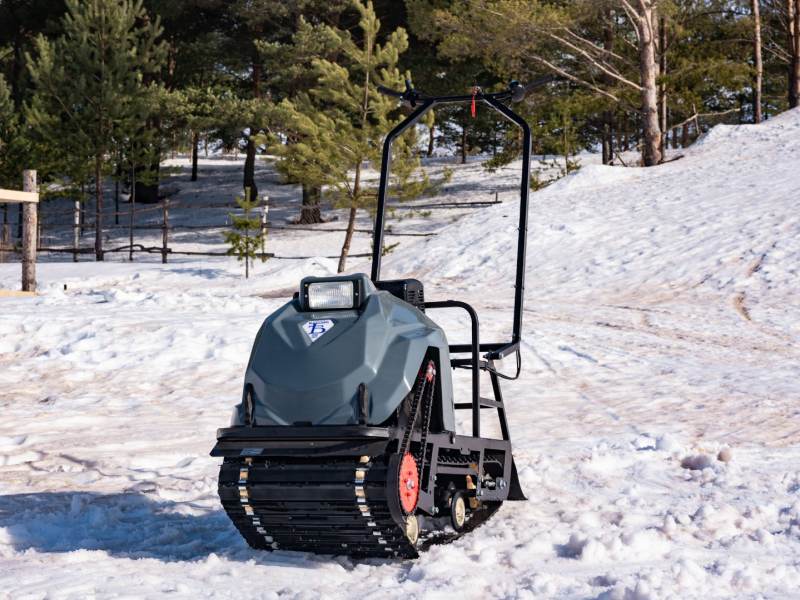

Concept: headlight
[[307, 281, 354, 309]]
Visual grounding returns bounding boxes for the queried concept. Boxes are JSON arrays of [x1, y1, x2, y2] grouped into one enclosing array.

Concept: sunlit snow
[[1, 108, 799, 599]]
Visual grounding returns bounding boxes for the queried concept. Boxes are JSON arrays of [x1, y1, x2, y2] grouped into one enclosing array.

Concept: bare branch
[[616, 0, 643, 35], [761, 44, 790, 62], [665, 107, 741, 133], [544, 30, 642, 90], [524, 54, 643, 113], [561, 28, 637, 70]]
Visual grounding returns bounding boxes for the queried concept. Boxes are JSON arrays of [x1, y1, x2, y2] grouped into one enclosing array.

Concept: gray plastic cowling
[[232, 273, 455, 431]]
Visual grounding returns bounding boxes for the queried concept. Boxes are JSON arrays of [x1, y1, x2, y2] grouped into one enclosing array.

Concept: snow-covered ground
[[1, 109, 799, 599]]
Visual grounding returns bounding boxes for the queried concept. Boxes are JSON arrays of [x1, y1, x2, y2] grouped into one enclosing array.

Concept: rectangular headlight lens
[[308, 281, 354, 309]]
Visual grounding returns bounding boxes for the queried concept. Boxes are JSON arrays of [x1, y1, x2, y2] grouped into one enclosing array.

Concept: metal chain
[[398, 361, 432, 458], [416, 368, 436, 481]]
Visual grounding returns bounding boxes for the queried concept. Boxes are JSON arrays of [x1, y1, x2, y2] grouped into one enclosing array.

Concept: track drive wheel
[[399, 452, 419, 514], [450, 490, 467, 532]]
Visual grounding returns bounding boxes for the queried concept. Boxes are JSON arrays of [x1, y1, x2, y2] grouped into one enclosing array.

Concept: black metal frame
[[371, 78, 552, 442]]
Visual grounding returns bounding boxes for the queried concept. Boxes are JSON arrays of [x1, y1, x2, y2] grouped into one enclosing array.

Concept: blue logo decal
[[302, 319, 334, 342]]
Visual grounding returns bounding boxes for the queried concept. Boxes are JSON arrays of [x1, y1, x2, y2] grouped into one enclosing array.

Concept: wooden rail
[[1, 190, 499, 267]]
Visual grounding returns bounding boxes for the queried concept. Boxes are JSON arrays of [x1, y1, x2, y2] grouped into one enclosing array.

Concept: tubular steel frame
[[370, 80, 551, 441]]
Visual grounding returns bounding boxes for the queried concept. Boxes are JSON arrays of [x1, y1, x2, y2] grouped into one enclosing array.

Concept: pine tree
[[263, 0, 446, 272], [26, 0, 166, 260], [223, 187, 267, 279], [255, 5, 344, 224]]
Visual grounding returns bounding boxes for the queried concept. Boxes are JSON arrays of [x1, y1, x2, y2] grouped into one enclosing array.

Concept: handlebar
[[522, 74, 555, 91], [377, 86, 403, 100], [376, 74, 555, 106]]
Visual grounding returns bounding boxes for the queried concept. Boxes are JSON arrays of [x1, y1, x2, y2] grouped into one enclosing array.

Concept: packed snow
[[1, 109, 800, 599]]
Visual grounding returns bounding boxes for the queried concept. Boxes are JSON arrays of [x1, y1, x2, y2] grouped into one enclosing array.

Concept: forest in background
[[0, 0, 798, 262]]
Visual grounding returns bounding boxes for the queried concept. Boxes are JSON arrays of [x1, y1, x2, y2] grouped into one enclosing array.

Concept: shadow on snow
[[0, 491, 399, 569]]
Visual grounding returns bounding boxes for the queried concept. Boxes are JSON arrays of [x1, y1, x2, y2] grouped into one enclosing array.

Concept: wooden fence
[[1, 196, 502, 263]]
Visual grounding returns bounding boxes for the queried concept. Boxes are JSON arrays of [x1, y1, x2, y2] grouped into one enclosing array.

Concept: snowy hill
[[1, 109, 800, 599]]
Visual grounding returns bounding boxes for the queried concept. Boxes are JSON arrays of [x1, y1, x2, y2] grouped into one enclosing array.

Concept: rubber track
[[218, 456, 419, 558]]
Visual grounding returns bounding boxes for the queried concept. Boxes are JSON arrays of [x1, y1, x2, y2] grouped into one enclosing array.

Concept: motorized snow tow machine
[[211, 75, 554, 558]]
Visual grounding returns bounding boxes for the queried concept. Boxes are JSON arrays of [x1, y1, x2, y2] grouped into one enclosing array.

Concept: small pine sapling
[[224, 187, 267, 278]]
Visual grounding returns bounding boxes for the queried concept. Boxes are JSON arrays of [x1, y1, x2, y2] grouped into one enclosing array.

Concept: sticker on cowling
[[302, 319, 334, 342], [240, 448, 262, 456]]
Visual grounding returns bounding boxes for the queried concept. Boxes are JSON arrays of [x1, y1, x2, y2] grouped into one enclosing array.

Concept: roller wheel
[[405, 514, 419, 545], [450, 490, 466, 532]]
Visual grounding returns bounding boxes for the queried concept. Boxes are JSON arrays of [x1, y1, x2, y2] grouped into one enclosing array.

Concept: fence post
[[162, 199, 169, 264], [37, 202, 42, 251], [1, 203, 7, 263], [22, 170, 37, 292], [73, 200, 80, 262], [261, 196, 268, 256]]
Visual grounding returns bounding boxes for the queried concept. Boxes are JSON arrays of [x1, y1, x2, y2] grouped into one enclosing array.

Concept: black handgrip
[[522, 74, 555, 91], [377, 86, 404, 99]]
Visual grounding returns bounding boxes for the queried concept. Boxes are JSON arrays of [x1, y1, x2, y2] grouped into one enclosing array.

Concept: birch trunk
[[637, 0, 662, 166], [659, 16, 667, 158], [753, 0, 763, 122]]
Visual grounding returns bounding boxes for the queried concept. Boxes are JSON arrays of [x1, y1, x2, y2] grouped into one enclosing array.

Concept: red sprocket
[[399, 452, 419, 513]]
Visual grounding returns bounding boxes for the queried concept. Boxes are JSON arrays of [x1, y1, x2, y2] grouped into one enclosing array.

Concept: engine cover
[[233, 274, 455, 431]]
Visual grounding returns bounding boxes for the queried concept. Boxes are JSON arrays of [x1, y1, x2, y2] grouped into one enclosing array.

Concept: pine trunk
[[300, 184, 322, 224], [602, 20, 615, 165], [338, 206, 358, 273], [788, 0, 800, 108], [339, 152, 364, 274], [114, 158, 120, 226], [191, 131, 199, 181], [461, 127, 467, 164], [244, 25, 263, 199], [620, 113, 628, 150], [602, 111, 614, 164], [129, 168, 136, 261], [427, 124, 435, 158], [135, 165, 160, 203], [1, 203, 7, 262], [752, 0, 763, 122], [244, 131, 259, 201], [136, 118, 160, 203], [638, 2, 662, 166], [95, 158, 104, 261]]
